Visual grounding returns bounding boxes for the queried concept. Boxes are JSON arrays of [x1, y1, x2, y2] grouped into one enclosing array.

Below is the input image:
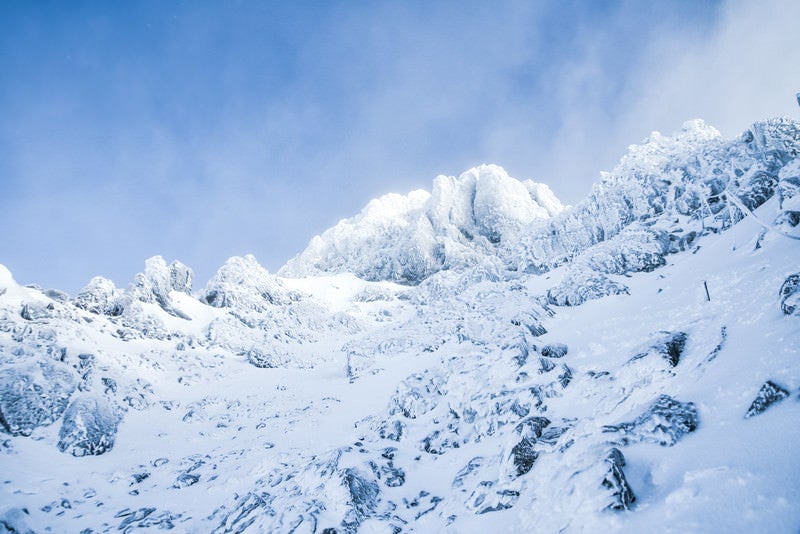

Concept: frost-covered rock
[[779, 273, 800, 315], [0, 360, 76, 436], [201, 255, 289, 311], [631, 331, 688, 367], [541, 343, 568, 359], [57, 395, 119, 456], [74, 277, 119, 315], [341, 468, 380, 529], [388, 373, 446, 419], [601, 448, 635, 511], [281, 118, 799, 287], [603, 395, 698, 446], [103, 257, 194, 320], [281, 165, 563, 284], [744, 380, 790, 418], [547, 268, 629, 306]]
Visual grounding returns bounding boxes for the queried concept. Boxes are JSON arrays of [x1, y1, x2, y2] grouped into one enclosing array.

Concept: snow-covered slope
[[1, 118, 800, 533]]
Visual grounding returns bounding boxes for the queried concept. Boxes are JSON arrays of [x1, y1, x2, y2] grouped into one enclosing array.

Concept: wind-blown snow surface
[[1, 118, 800, 533]]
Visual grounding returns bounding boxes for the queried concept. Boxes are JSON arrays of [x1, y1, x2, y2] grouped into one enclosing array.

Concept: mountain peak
[[280, 164, 564, 284]]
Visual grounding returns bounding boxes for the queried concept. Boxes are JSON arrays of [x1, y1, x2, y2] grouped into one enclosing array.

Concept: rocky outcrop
[[745, 380, 790, 418], [0, 360, 76, 436], [603, 395, 699, 446], [779, 273, 800, 315], [57, 395, 119, 456], [601, 448, 636, 511]]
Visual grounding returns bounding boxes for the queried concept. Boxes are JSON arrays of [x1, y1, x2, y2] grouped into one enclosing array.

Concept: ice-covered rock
[[547, 268, 629, 306], [603, 395, 699, 446], [0, 360, 76, 436], [744, 380, 790, 418], [74, 277, 119, 315], [102, 257, 195, 320], [201, 254, 289, 311], [341, 468, 380, 530], [57, 395, 119, 456], [601, 448, 636, 511], [779, 273, 800, 315], [388, 373, 446, 419], [281, 165, 563, 284], [541, 343, 568, 359], [631, 331, 688, 367], [281, 119, 799, 287]]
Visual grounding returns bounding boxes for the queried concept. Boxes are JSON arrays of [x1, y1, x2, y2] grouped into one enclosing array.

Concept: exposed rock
[[388, 373, 446, 419], [342, 468, 380, 529], [0, 360, 76, 436], [74, 277, 119, 315], [631, 331, 688, 367], [745, 380, 790, 418], [601, 448, 636, 511], [510, 438, 539, 477], [57, 395, 119, 456], [174, 473, 200, 488], [603, 395, 698, 446], [779, 273, 800, 315], [547, 269, 630, 307], [541, 343, 568, 359], [377, 419, 406, 442], [210, 492, 274, 534]]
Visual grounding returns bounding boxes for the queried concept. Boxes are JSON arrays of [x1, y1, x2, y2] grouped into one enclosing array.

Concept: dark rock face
[[541, 343, 568, 359], [745, 380, 790, 418], [632, 331, 688, 367], [377, 419, 406, 441], [510, 438, 539, 477], [388, 373, 446, 419], [515, 416, 551, 440], [656, 331, 688, 367], [602, 448, 636, 511], [210, 492, 274, 534], [342, 468, 380, 529], [603, 395, 699, 446], [779, 273, 800, 315], [57, 395, 119, 457], [0, 360, 76, 436], [74, 277, 118, 315]]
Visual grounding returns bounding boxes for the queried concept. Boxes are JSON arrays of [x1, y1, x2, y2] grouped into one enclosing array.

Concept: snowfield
[[1, 118, 799, 533]]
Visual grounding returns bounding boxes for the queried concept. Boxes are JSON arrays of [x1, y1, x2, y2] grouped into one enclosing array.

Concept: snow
[[0, 117, 799, 532]]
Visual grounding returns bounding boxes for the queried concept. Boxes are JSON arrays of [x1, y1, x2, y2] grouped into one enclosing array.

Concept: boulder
[[57, 395, 119, 456], [601, 448, 636, 511], [779, 273, 800, 315], [0, 360, 76, 436], [745, 380, 790, 418], [541, 343, 568, 359], [547, 269, 629, 307], [603, 394, 698, 446]]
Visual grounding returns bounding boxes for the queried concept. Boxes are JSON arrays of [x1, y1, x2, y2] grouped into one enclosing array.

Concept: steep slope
[[0, 118, 799, 533]]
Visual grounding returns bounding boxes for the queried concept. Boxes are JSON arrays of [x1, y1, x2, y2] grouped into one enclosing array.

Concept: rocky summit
[[1, 118, 800, 533]]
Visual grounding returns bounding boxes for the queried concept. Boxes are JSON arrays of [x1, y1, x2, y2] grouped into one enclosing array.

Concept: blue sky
[[1, 0, 798, 293]]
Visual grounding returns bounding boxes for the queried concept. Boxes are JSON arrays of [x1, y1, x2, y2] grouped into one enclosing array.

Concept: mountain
[[1, 117, 799, 533]]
